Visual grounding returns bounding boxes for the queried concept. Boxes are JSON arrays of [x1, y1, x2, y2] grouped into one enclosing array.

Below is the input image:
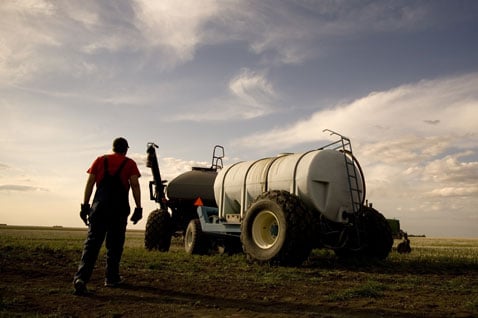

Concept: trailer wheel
[[335, 206, 393, 260], [241, 190, 314, 266], [360, 206, 393, 259], [184, 219, 209, 255], [144, 209, 172, 251]]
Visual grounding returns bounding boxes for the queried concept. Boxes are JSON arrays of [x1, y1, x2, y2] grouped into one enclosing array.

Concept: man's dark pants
[[74, 208, 128, 284]]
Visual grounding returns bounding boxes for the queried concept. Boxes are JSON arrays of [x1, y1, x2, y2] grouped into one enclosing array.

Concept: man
[[73, 137, 142, 296]]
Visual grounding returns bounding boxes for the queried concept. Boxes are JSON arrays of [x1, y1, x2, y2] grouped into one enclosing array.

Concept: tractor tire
[[334, 206, 393, 260], [241, 190, 314, 266], [360, 206, 394, 259], [144, 209, 172, 251], [184, 219, 209, 255]]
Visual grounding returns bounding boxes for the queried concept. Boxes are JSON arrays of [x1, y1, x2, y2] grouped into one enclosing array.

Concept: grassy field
[[1, 225, 477, 317]]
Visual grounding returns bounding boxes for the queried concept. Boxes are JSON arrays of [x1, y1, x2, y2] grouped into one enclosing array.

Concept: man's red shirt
[[87, 153, 141, 191]]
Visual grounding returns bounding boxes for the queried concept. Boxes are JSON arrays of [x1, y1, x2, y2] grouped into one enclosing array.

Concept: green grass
[[1, 226, 477, 276], [385, 237, 478, 273], [329, 280, 387, 301], [1, 227, 477, 272]]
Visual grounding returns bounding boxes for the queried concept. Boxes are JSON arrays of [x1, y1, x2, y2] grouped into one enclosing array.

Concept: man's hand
[[80, 204, 90, 226], [130, 207, 142, 224]]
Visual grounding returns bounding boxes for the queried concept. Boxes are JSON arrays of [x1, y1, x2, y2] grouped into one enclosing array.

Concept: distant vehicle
[[388, 219, 412, 254], [145, 130, 393, 265]]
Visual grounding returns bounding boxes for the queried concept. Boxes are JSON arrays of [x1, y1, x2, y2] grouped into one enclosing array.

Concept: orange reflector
[[194, 197, 204, 206]]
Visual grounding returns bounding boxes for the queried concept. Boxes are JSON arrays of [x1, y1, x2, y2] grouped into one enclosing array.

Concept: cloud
[[229, 68, 276, 108], [365, 148, 478, 198], [361, 135, 454, 166], [427, 187, 478, 198], [160, 157, 209, 181], [0, 1, 56, 83], [133, 0, 220, 66], [171, 68, 279, 121], [234, 72, 478, 150], [423, 151, 478, 184], [130, 152, 210, 181], [212, 1, 439, 65], [0, 1, 453, 87], [1, 1, 214, 85], [0, 184, 48, 192]]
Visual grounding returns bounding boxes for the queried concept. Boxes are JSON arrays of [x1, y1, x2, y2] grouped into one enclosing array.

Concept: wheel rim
[[185, 228, 193, 249], [252, 210, 280, 249]]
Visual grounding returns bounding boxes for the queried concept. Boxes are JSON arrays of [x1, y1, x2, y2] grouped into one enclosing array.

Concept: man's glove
[[80, 204, 90, 226], [130, 207, 143, 224]]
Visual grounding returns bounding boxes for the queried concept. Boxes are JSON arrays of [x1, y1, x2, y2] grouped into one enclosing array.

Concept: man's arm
[[130, 174, 141, 208], [83, 174, 96, 204]]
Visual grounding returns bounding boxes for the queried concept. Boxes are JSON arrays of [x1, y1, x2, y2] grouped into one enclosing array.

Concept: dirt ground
[[1, 236, 477, 318]]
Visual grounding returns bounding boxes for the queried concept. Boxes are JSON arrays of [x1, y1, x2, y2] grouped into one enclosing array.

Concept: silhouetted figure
[[397, 231, 411, 254], [73, 137, 143, 295]]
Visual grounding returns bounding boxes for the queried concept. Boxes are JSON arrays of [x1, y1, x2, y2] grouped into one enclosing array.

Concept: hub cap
[[252, 210, 280, 249]]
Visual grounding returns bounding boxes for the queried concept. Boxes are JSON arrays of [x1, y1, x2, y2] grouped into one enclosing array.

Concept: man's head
[[113, 137, 129, 154]]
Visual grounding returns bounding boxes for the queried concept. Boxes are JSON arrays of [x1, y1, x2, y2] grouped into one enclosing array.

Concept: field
[[1, 226, 477, 317]]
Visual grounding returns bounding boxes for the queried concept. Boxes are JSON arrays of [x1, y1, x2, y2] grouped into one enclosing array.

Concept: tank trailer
[[145, 130, 393, 265]]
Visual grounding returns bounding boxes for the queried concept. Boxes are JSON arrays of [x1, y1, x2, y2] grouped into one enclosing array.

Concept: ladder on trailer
[[320, 129, 363, 214]]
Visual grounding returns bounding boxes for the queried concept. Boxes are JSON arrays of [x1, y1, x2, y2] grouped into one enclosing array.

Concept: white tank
[[213, 149, 364, 223]]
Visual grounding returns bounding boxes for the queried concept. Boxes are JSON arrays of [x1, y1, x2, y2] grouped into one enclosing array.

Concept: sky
[[1, 0, 477, 238]]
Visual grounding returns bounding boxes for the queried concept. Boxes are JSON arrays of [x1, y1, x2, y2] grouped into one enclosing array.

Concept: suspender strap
[[103, 155, 129, 177]]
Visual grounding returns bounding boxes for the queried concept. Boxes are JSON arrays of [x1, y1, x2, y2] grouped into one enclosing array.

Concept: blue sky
[[1, 0, 477, 237]]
